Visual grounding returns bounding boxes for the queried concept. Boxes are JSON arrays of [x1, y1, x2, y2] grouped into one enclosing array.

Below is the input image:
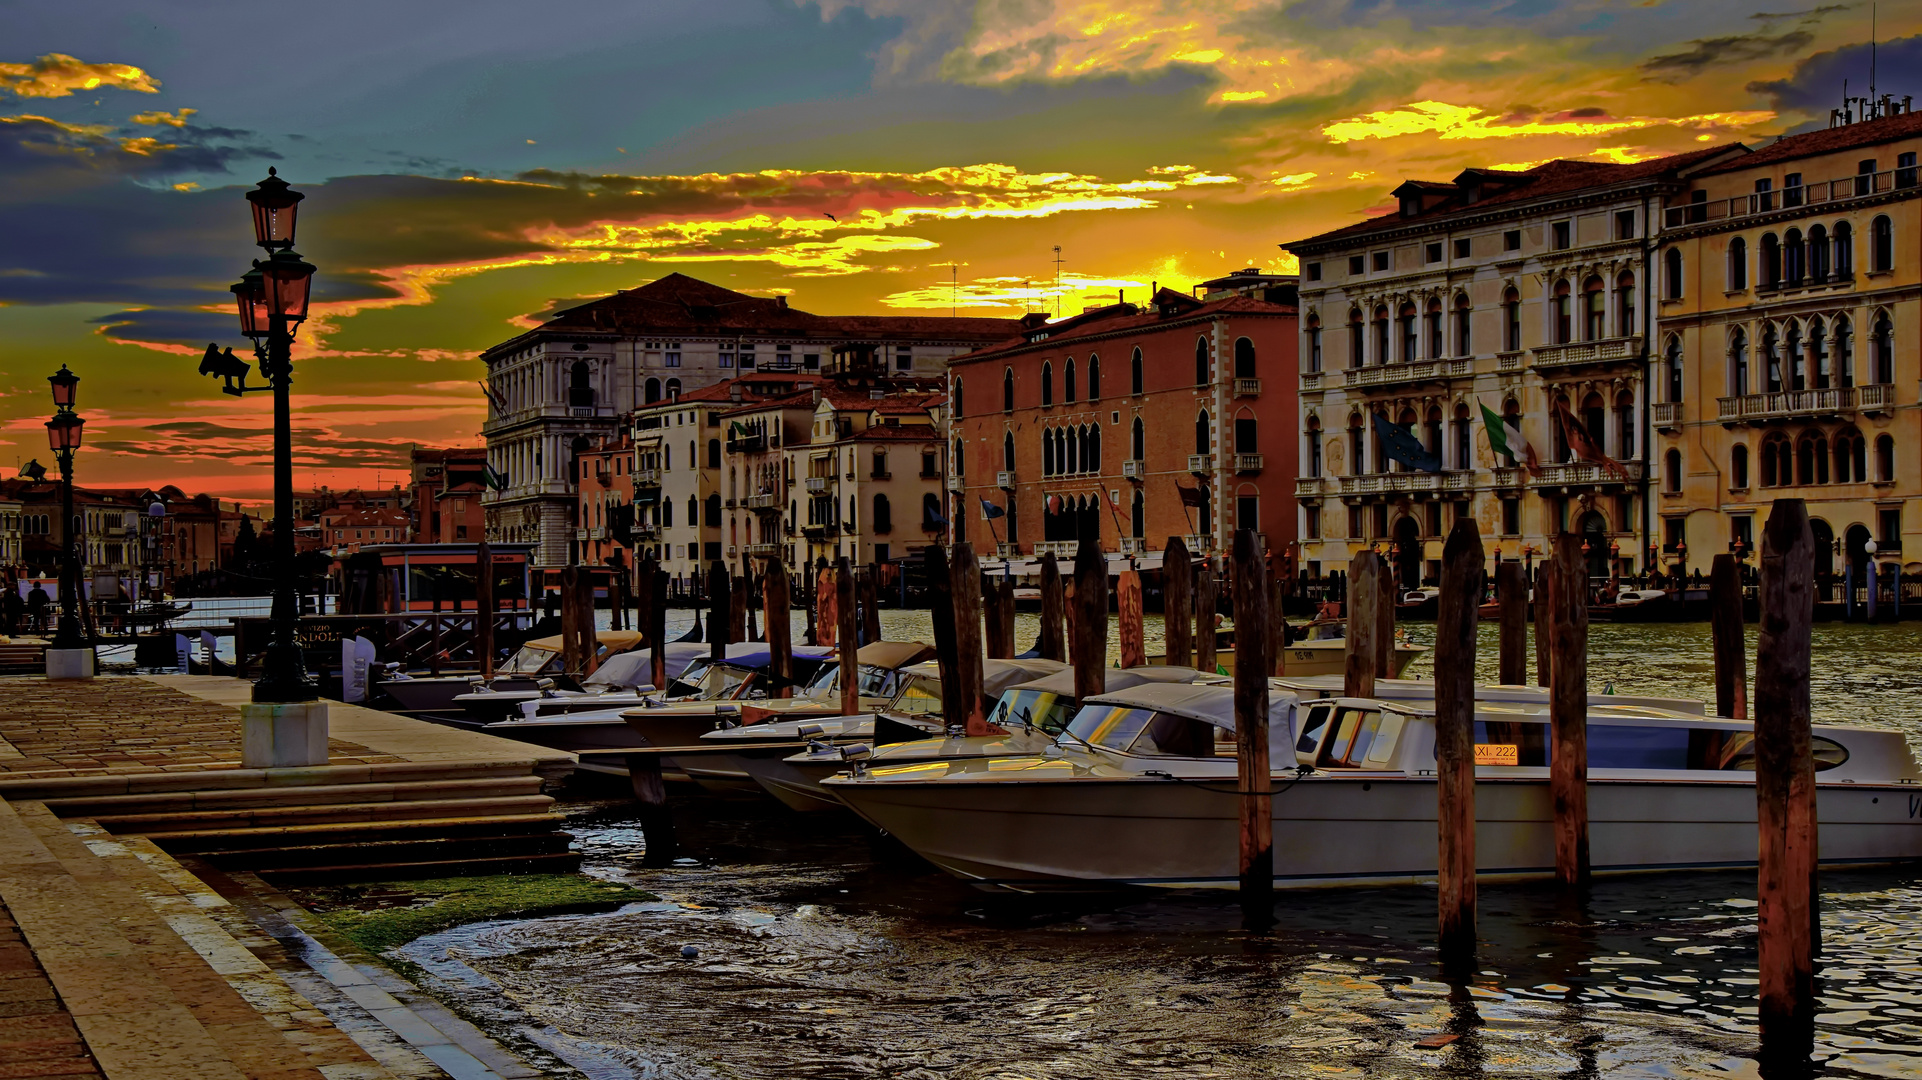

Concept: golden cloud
[[0, 54, 158, 98], [1320, 100, 1774, 143], [129, 107, 196, 127]]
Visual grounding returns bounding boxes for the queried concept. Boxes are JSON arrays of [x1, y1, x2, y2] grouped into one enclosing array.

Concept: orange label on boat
[[1474, 743, 1519, 766]]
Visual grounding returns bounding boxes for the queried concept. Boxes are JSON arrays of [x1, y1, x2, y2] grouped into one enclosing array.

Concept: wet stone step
[[89, 794, 559, 833], [39, 776, 548, 816], [148, 813, 571, 853], [198, 831, 577, 871], [254, 851, 583, 886]]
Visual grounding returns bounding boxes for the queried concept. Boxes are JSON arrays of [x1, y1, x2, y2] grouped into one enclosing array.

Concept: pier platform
[[0, 674, 579, 1079]]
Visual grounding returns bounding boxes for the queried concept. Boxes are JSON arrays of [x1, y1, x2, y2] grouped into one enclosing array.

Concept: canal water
[[375, 615, 1922, 1078]]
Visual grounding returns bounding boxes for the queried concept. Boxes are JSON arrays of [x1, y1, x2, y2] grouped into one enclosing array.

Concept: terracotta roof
[[843, 426, 942, 443], [1698, 109, 1922, 174], [515, 273, 1023, 345], [646, 373, 819, 407], [818, 389, 942, 412], [1287, 143, 1744, 249], [950, 294, 1295, 367]]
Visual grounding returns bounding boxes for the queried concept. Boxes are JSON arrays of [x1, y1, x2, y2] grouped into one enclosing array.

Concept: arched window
[[1086, 425, 1101, 472], [1665, 335, 1684, 402], [1784, 228, 1805, 285], [707, 439, 721, 468], [569, 360, 593, 408], [1065, 427, 1079, 473], [1872, 215, 1894, 271], [1808, 224, 1829, 282], [1452, 403, 1471, 470], [1003, 368, 1014, 412], [1453, 293, 1471, 357], [705, 493, 721, 526], [1834, 430, 1866, 483], [1195, 411, 1212, 456], [1727, 445, 1744, 490], [1785, 321, 1805, 391], [1235, 413, 1259, 455], [872, 493, 892, 534], [1728, 236, 1748, 291], [1307, 315, 1323, 373], [1003, 431, 1015, 471], [663, 499, 674, 527], [952, 438, 964, 476], [1666, 448, 1684, 492], [1836, 318, 1855, 387], [1796, 435, 1815, 486], [1234, 337, 1257, 378], [1615, 390, 1635, 458], [1130, 347, 1143, 395], [1615, 270, 1636, 337], [1398, 302, 1418, 363], [687, 495, 698, 527], [1306, 415, 1323, 478], [1761, 433, 1789, 487], [1422, 405, 1441, 459], [665, 378, 680, 400], [1877, 434, 1895, 482], [1087, 355, 1100, 400], [1348, 412, 1365, 474], [1502, 286, 1521, 351], [1042, 429, 1055, 477], [1873, 312, 1894, 383], [1424, 298, 1443, 360], [1835, 221, 1854, 276], [952, 377, 963, 418], [1552, 279, 1572, 344], [1760, 233, 1781, 289], [1762, 324, 1782, 393], [1550, 393, 1572, 461], [644, 377, 661, 404], [1194, 336, 1210, 385], [1064, 358, 1076, 402], [1131, 416, 1145, 460], [1664, 247, 1684, 299], [1580, 392, 1606, 451], [1373, 305, 1390, 365], [1583, 276, 1605, 340], [1348, 307, 1365, 367], [1131, 490, 1144, 538], [1808, 433, 1830, 484], [1041, 361, 1054, 405]]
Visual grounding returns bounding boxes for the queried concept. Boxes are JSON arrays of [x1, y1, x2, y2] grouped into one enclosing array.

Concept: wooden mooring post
[[860, 563, 882, 646], [1071, 542, 1108, 705], [1195, 560, 1218, 675], [1711, 553, 1748, 719], [1757, 498, 1818, 1060], [983, 574, 1015, 659], [1497, 558, 1527, 685], [475, 540, 495, 681], [1230, 530, 1273, 929], [745, 572, 759, 643], [1268, 568, 1289, 677], [835, 557, 859, 716], [709, 563, 732, 661], [576, 567, 599, 675], [1535, 559, 1556, 688], [1117, 568, 1146, 669], [1549, 534, 1590, 889], [1164, 536, 1193, 668], [1037, 554, 1065, 661], [729, 575, 749, 644], [948, 545, 989, 733], [648, 560, 668, 693], [925, 546, 963, 732], [1344, 550, 1381, 699], [1376, 560, 1396, 679], [1436, 520, 1484, 962], [559, 566, 583, 674], [763, 559, 792, 697]]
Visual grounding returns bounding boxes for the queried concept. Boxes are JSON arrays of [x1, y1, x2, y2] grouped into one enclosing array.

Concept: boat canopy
[[1012, 666, 1201, 700], [856, 641, 936, 668], [520, 630, 648, 654], [982, 658, 1069, 697], [585, 642, 709, 688], [1085, 682, 1297, 735]]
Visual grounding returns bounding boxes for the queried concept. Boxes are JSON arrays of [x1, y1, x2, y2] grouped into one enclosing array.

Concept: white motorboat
[[750, 665, 1212, 812], [1270, 675, 1706, 715], [451, 641, 712, 724], [824, 684, 1922, 892], [1275, 619, 1427, 678], [376, 629, 648, 714]]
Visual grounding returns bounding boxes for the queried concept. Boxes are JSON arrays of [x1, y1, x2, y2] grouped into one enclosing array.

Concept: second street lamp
[[44, 368, 85, 652]]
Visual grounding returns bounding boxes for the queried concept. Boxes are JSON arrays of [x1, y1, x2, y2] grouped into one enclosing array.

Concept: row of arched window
[[1335, 284, 1534, 367], [967, 338, 1262, 416], [1042, 424, 1103, 477], [1662, 430, 1892, 492], [1664, 215, 1894, 299], [1656, 310, 1895, 400]]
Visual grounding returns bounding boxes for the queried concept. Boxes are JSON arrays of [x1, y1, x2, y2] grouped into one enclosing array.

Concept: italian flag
[[1480, 402, 1541, 477]]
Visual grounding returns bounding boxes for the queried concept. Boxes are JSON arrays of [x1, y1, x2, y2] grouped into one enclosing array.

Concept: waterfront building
[[573, 432, 633, 568], [1652, 103, 1922, 584], [406, 446, 488, 544], [1283, 147, 1743, 586], [946, 290, 1299, 562], [479, 273, 1018, 570], [0, 496, 20, 573]]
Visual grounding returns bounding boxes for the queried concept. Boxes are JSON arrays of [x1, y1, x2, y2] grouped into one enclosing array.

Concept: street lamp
[[44, 367, 85, 650], [197, 170, 320, 704]]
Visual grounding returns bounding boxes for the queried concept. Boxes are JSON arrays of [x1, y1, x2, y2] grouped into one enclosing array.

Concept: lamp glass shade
[[47, 365, 78, 410], [45, 412, 83, 451], [232, 269, 269, 338], [245, 169, 303, 248], [261, 251, 316, 322]]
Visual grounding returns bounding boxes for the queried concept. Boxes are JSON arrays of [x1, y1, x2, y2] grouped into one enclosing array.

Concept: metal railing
[[1664, 165, 1919, 229], [1715, 382, 1893, 422]]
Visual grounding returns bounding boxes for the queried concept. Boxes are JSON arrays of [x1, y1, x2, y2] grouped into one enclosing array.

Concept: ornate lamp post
[[44, 367, 85, 651], [200, 169, 318, 703]]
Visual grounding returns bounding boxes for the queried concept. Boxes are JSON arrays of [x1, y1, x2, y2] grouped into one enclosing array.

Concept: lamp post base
[[44, 648, 95, 681], [241, 701, 329, 768]]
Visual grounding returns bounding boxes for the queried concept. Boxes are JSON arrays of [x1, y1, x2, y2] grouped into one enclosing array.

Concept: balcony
[[1496, 351, 1524, 372], [1529, 460, 1645, 489], [996, 470, 1018, 489], [1295, 477, 1326, 499], [1183, 533, 1212, 553], [1663, 164, 1921, 230], [1339, 472, 1441, 497], [1490, 466, 1527, 489], [633, 467, 662, 488], [1343, 358, 1469, 391], [946, 475, 965, 492], [1233, 453, 1264, 474], [726, 433, 766, 453], [870, 470, 891, 480], [1718, 383, 1893, 423], [1530, 335, 1640, 373], [1300, 372, 1324, 392], [726, 545, 739, 558], [994, 543, 1021, 559], [1651, 401, 1684, 432], [802, 522, 839, 538], [633, 523, 661, 541], [1121, 459, 1146, 479], [744, 492, 779, 512], [1187, 454, 1213, 475], [1119, 537, 1148, 555], [743, 542, 781, 557], [1034, 540, 1079, 559], [804, 476, 831, 494], [1233, 377, 1262, 397]]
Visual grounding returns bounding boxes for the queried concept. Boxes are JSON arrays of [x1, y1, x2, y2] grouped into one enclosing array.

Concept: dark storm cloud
[[1642, 31, 1818, 80], [1745, 35, 1922, 113], [90, 308, 235, 346]]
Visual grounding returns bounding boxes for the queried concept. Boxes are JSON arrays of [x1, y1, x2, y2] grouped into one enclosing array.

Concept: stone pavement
[[0, 897, 102, 1080]]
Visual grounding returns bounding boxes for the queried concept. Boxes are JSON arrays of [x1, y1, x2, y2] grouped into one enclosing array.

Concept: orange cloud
[[0, 54, 159, 98]]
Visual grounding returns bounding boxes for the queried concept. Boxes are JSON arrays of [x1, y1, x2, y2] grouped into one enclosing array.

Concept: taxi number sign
[[1473, 743, 1519, 766]]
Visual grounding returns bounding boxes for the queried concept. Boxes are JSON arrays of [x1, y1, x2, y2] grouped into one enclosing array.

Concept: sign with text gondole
[[1474, 743, 1519, 767]]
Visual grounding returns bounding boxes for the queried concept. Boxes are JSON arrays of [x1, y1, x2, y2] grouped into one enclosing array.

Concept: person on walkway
[[25, 583, 49, 633]]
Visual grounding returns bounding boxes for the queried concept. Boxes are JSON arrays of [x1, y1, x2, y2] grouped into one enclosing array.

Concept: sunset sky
[[0, 0, 1915, 501]]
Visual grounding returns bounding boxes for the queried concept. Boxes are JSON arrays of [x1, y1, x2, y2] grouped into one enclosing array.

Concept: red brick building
[[948, 289, 1300, 560]]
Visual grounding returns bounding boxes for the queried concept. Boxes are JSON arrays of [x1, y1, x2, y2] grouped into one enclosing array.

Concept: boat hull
[[828, 772, 1922, 891]]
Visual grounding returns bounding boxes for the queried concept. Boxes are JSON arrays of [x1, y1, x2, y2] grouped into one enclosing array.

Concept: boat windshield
[[991, 689, 1070, 735], [499, 645, 558, 675], [1062, 705, 1157, 752], [890, 676, 944, 716], [663, 661, 759, 701], [800, 662, 912, 702]]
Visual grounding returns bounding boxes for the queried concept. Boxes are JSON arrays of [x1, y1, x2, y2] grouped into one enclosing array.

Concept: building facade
[[780, 369, 947, 572], [479, 273, 1019, 568], [1284, 148, 1743, 586], [1654, 102, 1922, 583], [948, 290, 1300, 562]]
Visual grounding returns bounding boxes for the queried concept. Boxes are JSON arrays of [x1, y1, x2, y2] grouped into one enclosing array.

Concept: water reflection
[[391, 791, 1922, 1079]]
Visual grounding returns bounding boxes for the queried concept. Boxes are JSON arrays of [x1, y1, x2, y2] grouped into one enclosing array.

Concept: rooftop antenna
[[1870, 3, 1878, 111], [1052, 245, 1064, 320]]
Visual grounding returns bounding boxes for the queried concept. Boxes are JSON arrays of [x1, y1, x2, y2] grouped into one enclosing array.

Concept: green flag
[[1479, 402, 1540, 477]]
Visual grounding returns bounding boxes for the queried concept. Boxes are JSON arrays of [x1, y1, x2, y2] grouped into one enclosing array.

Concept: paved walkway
[[0, 897, 102, 1080]]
